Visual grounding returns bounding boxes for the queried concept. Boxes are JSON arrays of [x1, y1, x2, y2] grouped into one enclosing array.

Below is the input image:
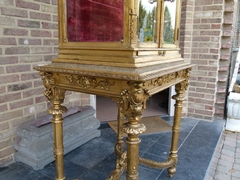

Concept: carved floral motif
[[65, 75, 115, 90]]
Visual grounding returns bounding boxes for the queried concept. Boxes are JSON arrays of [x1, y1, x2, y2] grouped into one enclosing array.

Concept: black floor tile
[[1, 118, 224, 180], [37, 160, 88, 180]]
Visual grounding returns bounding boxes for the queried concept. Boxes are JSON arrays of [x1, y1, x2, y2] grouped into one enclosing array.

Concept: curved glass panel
[[138, 0, 157, 43], [163, 1, 176, 44], [67, 0, 124, 42]]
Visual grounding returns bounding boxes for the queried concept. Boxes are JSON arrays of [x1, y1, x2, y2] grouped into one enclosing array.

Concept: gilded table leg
[[121, 82, 150, 180], [48, 103, 67, 180], [39, 72, 67, 180], [115, 103, 124, 160], [168, 82, 186, 177]]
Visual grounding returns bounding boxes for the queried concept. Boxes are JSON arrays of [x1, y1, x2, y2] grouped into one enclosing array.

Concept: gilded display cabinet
[[34, 0, 193, 179]]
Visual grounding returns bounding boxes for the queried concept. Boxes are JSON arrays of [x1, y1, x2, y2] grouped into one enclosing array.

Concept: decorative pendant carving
[[65, 75, 115, 90], [121, 82, 150, 121]]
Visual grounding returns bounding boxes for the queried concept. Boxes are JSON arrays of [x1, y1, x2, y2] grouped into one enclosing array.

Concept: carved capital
[[39, 72, 66, 102]]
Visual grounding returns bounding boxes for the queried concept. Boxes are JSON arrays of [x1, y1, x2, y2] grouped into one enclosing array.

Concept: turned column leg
[[116, 103, 124, 156], [48, 102, 67, 180], [39, 71, 67, 180], [124, 122, 145, 180], [168, 82, 185, 177]]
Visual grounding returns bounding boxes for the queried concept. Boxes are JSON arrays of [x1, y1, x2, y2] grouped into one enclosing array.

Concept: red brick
[[18, 19, 40, 28], [195, 98, 214, 105], [9, 98, 34, 110], [16, 0, 40, 10], [18, 38, 41, 45], [193, 24, 211, 29], [0, 57, 18, 65], [42, 22, 58, 29], [22, 87, 44, 98], [30, 11, 51, 21], [0, 75, 20, 85], [0, 38, 16, 45], [198, 77, 216, 83], [189, 92, 205, 98], [51, 0, 57, 5], [3, 28, 28, 36], [0, 104, 8, 113], [195, 0, 214, 5], [0, 17, 15, 26], [52, 15, 58, 22], [44, 55, 57, 61], [0, 0, 14, 5], [31, 30, 52, 37], [0, 109, 23, 122], [203, 5, 223, 11], [34, 0, 50, 4], [196, 88, 216, 94], [0, 139, 11, 149], [31, 47, 53, 54], [34, 80, 44, 87], [5, 47, 30, 55], [1, 7, 28, 17], [11, 114, 34, 127], [7, 82, 32, 92], [202, 18, 222, 23], [21, 72, 40, 81], [0, 86, 6, 93], [193, 36, 210, 41], [0, 92, 21, 104], [210, 49, 219, 54], [200, 30, 221, 36], [0, 147, 15, 158], [43, 39, 58, 45], [53, 31, 58, 38], [35, 96, 46, 103], [6, 65, 31, 73], [19, 56, 43, 63], [211, 24, 221, 29], [0, 122, 9, 132]]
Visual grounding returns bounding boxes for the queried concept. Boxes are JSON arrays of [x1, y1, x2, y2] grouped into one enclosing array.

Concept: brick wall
[[181, 0, 238, 120], [0, 0, 89, 166], [180, 0, 223, 120]]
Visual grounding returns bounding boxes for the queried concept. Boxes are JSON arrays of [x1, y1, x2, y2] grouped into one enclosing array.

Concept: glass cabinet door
[[163, 0, 176, 45], [66, 0, 124, 42], [138, 0, 157, 43]]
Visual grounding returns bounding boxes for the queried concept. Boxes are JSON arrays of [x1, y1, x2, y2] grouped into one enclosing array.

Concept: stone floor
[[0, 117, 225, 180], [205, 130, 240, 180]]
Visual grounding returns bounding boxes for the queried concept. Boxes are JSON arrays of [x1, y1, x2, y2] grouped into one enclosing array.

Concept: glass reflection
[[163, 1, 176, 44], [138, 0, 157, 43]]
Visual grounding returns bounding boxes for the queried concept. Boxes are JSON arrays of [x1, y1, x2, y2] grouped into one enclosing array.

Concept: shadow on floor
[[0, 117, 225, 180]]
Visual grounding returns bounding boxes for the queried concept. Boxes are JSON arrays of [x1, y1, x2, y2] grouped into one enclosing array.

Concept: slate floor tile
[[0, 163, 52, 180], [38, 160, 88, 180]]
